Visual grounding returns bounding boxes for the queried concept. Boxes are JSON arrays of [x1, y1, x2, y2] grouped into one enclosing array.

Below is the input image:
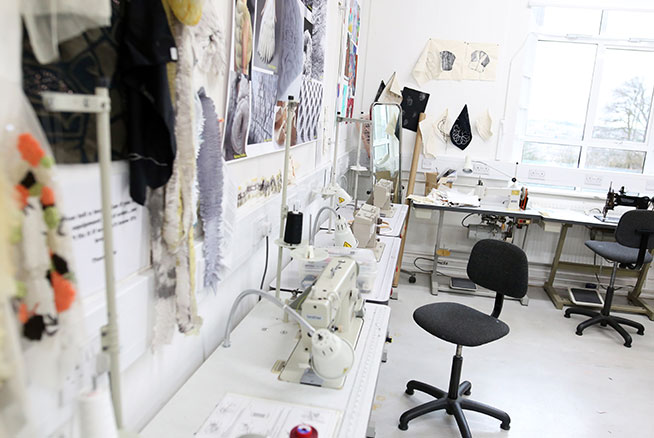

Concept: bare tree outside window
[[593, 76, 653, 142]]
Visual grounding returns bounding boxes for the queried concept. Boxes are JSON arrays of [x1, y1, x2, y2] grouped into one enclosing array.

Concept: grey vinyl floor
[[370, 274, 654, 438]]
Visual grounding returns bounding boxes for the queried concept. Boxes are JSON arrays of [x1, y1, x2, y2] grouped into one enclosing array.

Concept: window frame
[[519, 9, 654, 176]]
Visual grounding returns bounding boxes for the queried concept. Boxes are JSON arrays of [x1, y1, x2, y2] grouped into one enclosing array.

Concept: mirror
[[371, 102, 402, 203]]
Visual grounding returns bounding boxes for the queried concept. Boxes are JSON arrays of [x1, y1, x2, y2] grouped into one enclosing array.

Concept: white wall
[[355, 0, 654, 293]]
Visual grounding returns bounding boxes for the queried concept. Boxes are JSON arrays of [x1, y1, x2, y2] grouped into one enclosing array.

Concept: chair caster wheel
[[398, 423, 408, 431], [624, 342, 632, 348], [405, 388, 414, 395], [575, 330, 583, 336], [463, 390, 471, 396], [564, 313, 570, 318], [501, 423, 511, 431], [638, 330, 645, 336], [409, 275, 416, 284]]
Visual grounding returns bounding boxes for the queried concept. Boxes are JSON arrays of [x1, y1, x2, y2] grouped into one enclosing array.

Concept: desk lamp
[[223, 289, 355, 380], [462, 156, 519, 184]]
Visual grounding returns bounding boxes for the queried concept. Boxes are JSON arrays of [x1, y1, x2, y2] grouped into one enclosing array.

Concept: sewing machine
[[351, 204, 386, 261], [279, 257, 365, 389], [371, 179, 397, 217], [595, 184, 651, 223]]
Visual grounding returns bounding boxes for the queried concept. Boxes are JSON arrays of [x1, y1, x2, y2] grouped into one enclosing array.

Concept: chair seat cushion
[[585, 241, 653, 265], [413, 302, 509, 347]]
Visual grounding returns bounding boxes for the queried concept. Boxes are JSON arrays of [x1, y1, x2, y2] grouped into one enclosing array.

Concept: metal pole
[[275, 98, 298, 301], [353, 118, 363, 210], [95, 87, 123, 428]]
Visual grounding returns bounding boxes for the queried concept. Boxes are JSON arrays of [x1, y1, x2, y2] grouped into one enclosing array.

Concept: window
[[520, 7, 654, 174]]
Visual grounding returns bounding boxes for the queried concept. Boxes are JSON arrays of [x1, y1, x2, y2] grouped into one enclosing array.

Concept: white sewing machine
[[351, 204, 386, 261], [279, 257, 365, 389], [371, 179, 396, 217]]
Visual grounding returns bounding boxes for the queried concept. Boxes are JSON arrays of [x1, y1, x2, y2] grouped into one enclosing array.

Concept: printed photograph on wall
[[233, 0, 255, 76], [224, 72, 251, 160], [253, 0, 282, 72], [274, 100, 298, 147], [248, 70, 278, 144], [225, 0, 328, 162]]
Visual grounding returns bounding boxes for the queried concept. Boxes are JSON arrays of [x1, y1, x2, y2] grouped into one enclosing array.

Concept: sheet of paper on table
[[195, 393, 343, 438]]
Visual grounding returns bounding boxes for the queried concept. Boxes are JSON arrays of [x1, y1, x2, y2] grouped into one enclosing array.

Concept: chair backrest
[[616, 210, 654, 249], [467, 239, 529, 300]]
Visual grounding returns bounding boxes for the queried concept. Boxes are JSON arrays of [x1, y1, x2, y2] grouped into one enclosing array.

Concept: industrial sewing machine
[[370, 179, 397, 217], [595, 184, 651, 223], [279, 257, 365, 389], [351, 204, 386, 261]]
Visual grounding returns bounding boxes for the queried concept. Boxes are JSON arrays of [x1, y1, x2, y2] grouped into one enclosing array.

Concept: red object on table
[[290, 424, 318, 438]]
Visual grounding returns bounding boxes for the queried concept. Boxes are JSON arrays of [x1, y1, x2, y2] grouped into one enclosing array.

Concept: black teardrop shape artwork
[[450, 105, 472, 150]]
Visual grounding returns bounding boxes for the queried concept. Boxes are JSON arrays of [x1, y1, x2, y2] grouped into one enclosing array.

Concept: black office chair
[[565, 210, 654, 347], [398, 239, 528, 438]]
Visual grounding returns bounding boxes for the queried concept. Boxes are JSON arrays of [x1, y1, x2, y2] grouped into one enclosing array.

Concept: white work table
[[324, 202, 409, 238], [141, 297, 391, 438], [271, 230, 401, 303]]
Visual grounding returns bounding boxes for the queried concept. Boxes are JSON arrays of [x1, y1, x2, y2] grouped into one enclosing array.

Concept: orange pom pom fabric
[[51, 271, 76, 312], [17, 133, 46, 167], [41, 186, 56, 206]]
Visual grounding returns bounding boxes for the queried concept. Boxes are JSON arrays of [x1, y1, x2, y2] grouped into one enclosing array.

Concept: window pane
[[522, 142, 581, 167], [534, 7, 601, 36], [585, 147, 645, 173], [526, 42, 596, 141], [592, 49, 654, 143], [603, 11, 654, 40]]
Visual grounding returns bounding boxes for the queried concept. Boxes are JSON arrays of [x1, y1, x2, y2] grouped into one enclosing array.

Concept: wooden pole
[[393, 113, 425, 287]]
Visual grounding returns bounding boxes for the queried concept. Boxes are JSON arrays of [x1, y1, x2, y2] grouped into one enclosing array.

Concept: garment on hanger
[[121, 0, 179, 205]]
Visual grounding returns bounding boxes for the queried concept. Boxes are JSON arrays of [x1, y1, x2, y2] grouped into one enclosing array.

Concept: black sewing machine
[[595, 184, 651, 223]]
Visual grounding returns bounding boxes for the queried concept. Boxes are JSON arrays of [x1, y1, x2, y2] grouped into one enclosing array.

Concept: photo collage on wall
[[338, 0, 360, 118], [224, 0, 327, 161]]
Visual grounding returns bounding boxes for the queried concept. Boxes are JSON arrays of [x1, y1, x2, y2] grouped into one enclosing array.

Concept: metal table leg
[[543, 224, 571, 309], [519, 225, 530, 306], [431, 210, 445, 296]]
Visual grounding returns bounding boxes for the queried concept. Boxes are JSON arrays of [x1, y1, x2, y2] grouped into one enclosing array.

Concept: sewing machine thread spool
[[290, 424, 318, 438], [77, 387, 119, 438], [284, 211, 303, 245]]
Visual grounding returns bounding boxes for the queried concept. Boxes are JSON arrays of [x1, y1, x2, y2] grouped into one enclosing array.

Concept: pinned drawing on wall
[[476, 108, 494, 141], [436, 108, 450, 143], [419, 115, 439, 158], [400, 87, 430, 132], [463, 42, 499, 81], [274, 100, 298, 146], [450, 104, 472, 150], [337, 0, 361, 118], [412, 38, 499, 84], [297, 76, 324, 143], [225, 0, 327, 161]]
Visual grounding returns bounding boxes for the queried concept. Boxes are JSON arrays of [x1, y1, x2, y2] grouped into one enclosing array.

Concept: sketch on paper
[[463, 42, 499, 81], [196, 393, 342, 437], [248, 70, 278, 144], [277, 0, 304, 100], [297, 77, 324, 143], [412, 39, 497, 83]]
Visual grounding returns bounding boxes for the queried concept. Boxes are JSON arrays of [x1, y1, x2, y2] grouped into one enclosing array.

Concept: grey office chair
[[399, 239, 528, 438], [565, 210, 654, 347]]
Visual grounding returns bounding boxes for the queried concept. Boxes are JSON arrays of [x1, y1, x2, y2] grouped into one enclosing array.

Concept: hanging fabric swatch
[[476, 109, 493, 141], [400, 87, 430, 132], [197, 89, 229, 290], [450, 105, 473, 150]]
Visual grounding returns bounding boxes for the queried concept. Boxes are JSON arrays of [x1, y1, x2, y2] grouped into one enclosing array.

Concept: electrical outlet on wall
[[584, 174, 603, 186], [646, 180, 654, 191], [473, 163, 489, 175], [528, 169, 546, 180], [421, 156, 435, 171]]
